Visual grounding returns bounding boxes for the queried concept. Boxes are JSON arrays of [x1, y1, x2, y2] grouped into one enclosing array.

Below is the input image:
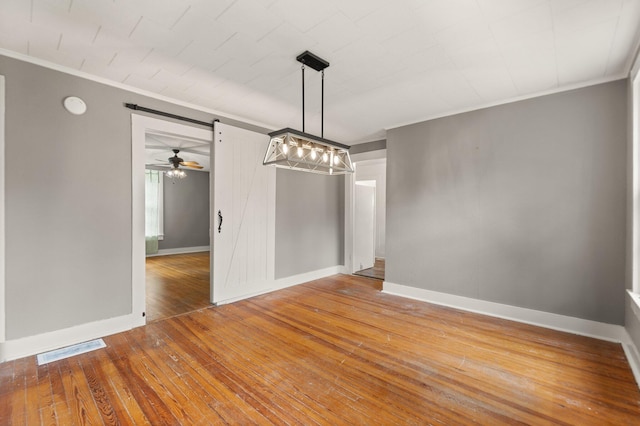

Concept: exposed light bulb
[[322, 152, 328, 162], [333, 154, 340, 165], [282, 143, 289, 154], [166, 167, 186, 179], [297, 146, 303, 157], [311, 149, 317, 160]]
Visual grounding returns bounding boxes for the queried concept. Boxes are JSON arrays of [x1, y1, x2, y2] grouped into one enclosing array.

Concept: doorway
[[132, 115, 214, 325], [349, 158, 386, 281], [144, 131, 211, 322]]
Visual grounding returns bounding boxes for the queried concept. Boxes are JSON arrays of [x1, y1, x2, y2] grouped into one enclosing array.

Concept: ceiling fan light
[[166, 167, 187, 179]]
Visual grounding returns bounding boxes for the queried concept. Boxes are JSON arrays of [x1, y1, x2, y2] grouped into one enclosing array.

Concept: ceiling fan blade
[[184, 164, 204, 169], [180, 161, 200, 166], [147, 163, 170, 167]]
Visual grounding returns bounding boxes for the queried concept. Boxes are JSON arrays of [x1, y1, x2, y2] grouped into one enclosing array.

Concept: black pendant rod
[[301, 65, 305, 133], [296, 51, 329, 139], [124, 103, 218, 128], [321, 69, 324, 138]]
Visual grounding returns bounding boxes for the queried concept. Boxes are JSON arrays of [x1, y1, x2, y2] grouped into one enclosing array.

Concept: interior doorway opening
[[131, 115, 214, 326], [350, 158, 386, 281], [144, 132, 211, 322]]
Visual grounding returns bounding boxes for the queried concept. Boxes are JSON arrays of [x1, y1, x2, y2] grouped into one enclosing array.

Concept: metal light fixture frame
[[263, 51, 353, 175]]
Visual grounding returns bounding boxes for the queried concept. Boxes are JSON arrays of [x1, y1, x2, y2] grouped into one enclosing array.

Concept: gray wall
[[350, 139, 386, 155], [1, 54, 344, 339], [158, 171, 210, 250], [387, 80, 627, 325], [275, 169, 344, 278]]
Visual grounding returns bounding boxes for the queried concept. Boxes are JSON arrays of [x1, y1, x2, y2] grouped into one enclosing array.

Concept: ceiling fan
[[147, 149, 203, 179], [167, 149, 203, 169], [148, 149, 203, 169]]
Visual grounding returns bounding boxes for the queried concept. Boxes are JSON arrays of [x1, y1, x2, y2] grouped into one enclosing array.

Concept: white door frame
[[0, 76, 6, 357], [131, 114, 213, 324], [344, 149, 387, 274]]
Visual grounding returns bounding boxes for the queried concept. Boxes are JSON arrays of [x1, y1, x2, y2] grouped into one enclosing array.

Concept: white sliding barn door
[[212, 122, 275, 304]]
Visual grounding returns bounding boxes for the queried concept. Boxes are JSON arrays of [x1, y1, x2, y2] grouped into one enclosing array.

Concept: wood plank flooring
[[354, 258, 385, 280], [145, 252, 210, 323], [2, 274, 640, 425]]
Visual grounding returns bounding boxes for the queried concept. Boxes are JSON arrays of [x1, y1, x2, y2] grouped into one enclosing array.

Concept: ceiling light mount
[[296, 50, 329, 72], [264, 51, 353, 175]]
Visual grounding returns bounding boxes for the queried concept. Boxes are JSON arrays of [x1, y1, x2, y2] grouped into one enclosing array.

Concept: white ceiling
[[145, 132, 210, 171], [1, 0, 639, 144]]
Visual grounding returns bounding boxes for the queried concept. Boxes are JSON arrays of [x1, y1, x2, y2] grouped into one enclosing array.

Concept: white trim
[[385, 75, 627, 133], [214, 266, 348, 306], [622, 337, 640, 388], [0, 50, 627, 147], [345, 152, 387, 274], [0, 49, 275, 133], [344, 171, 354, 274], [627, 290, 640, 386], [0, 76, 5, 359], [633, 70, 640, 294], [3, 313, 140, 362], [627, 33, 640, 80], [384, 282, 640, 389], [131, 115, 213, 325], [630, 290, 640, 323], [383, 282, 629, 343], [146, 246, 210, 257]]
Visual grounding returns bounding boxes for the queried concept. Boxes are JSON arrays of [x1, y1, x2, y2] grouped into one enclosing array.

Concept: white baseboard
[[383, 282, 629, 343], [383, 281, 640, 389], [146, 246, 210, 257], [1, 313, 144, 362], [215, 265, 348, 306], [622, 337, 640, 388], [1, 266, 346, 361], [273, 265, 349, 290]]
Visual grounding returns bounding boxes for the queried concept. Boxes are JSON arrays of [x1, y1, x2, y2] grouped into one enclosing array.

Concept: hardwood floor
[[3, 274, 640, 425], [354, 258, 385, 280], [146, 252, 210, 323]]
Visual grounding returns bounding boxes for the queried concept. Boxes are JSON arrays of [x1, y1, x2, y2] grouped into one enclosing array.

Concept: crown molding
[[0, 48, 277, 132], [386, 74, 628, 132]]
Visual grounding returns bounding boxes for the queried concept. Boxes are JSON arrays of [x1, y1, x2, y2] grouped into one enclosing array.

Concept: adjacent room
[[1, 1, 640, 424], [144, 132, 211, 322]]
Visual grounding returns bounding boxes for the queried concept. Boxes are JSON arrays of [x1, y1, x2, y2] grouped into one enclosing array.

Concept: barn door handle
[[218, 210, 223, 233]]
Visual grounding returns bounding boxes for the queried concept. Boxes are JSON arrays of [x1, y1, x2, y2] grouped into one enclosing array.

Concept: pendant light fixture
[[263, 51, 354, 175]]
